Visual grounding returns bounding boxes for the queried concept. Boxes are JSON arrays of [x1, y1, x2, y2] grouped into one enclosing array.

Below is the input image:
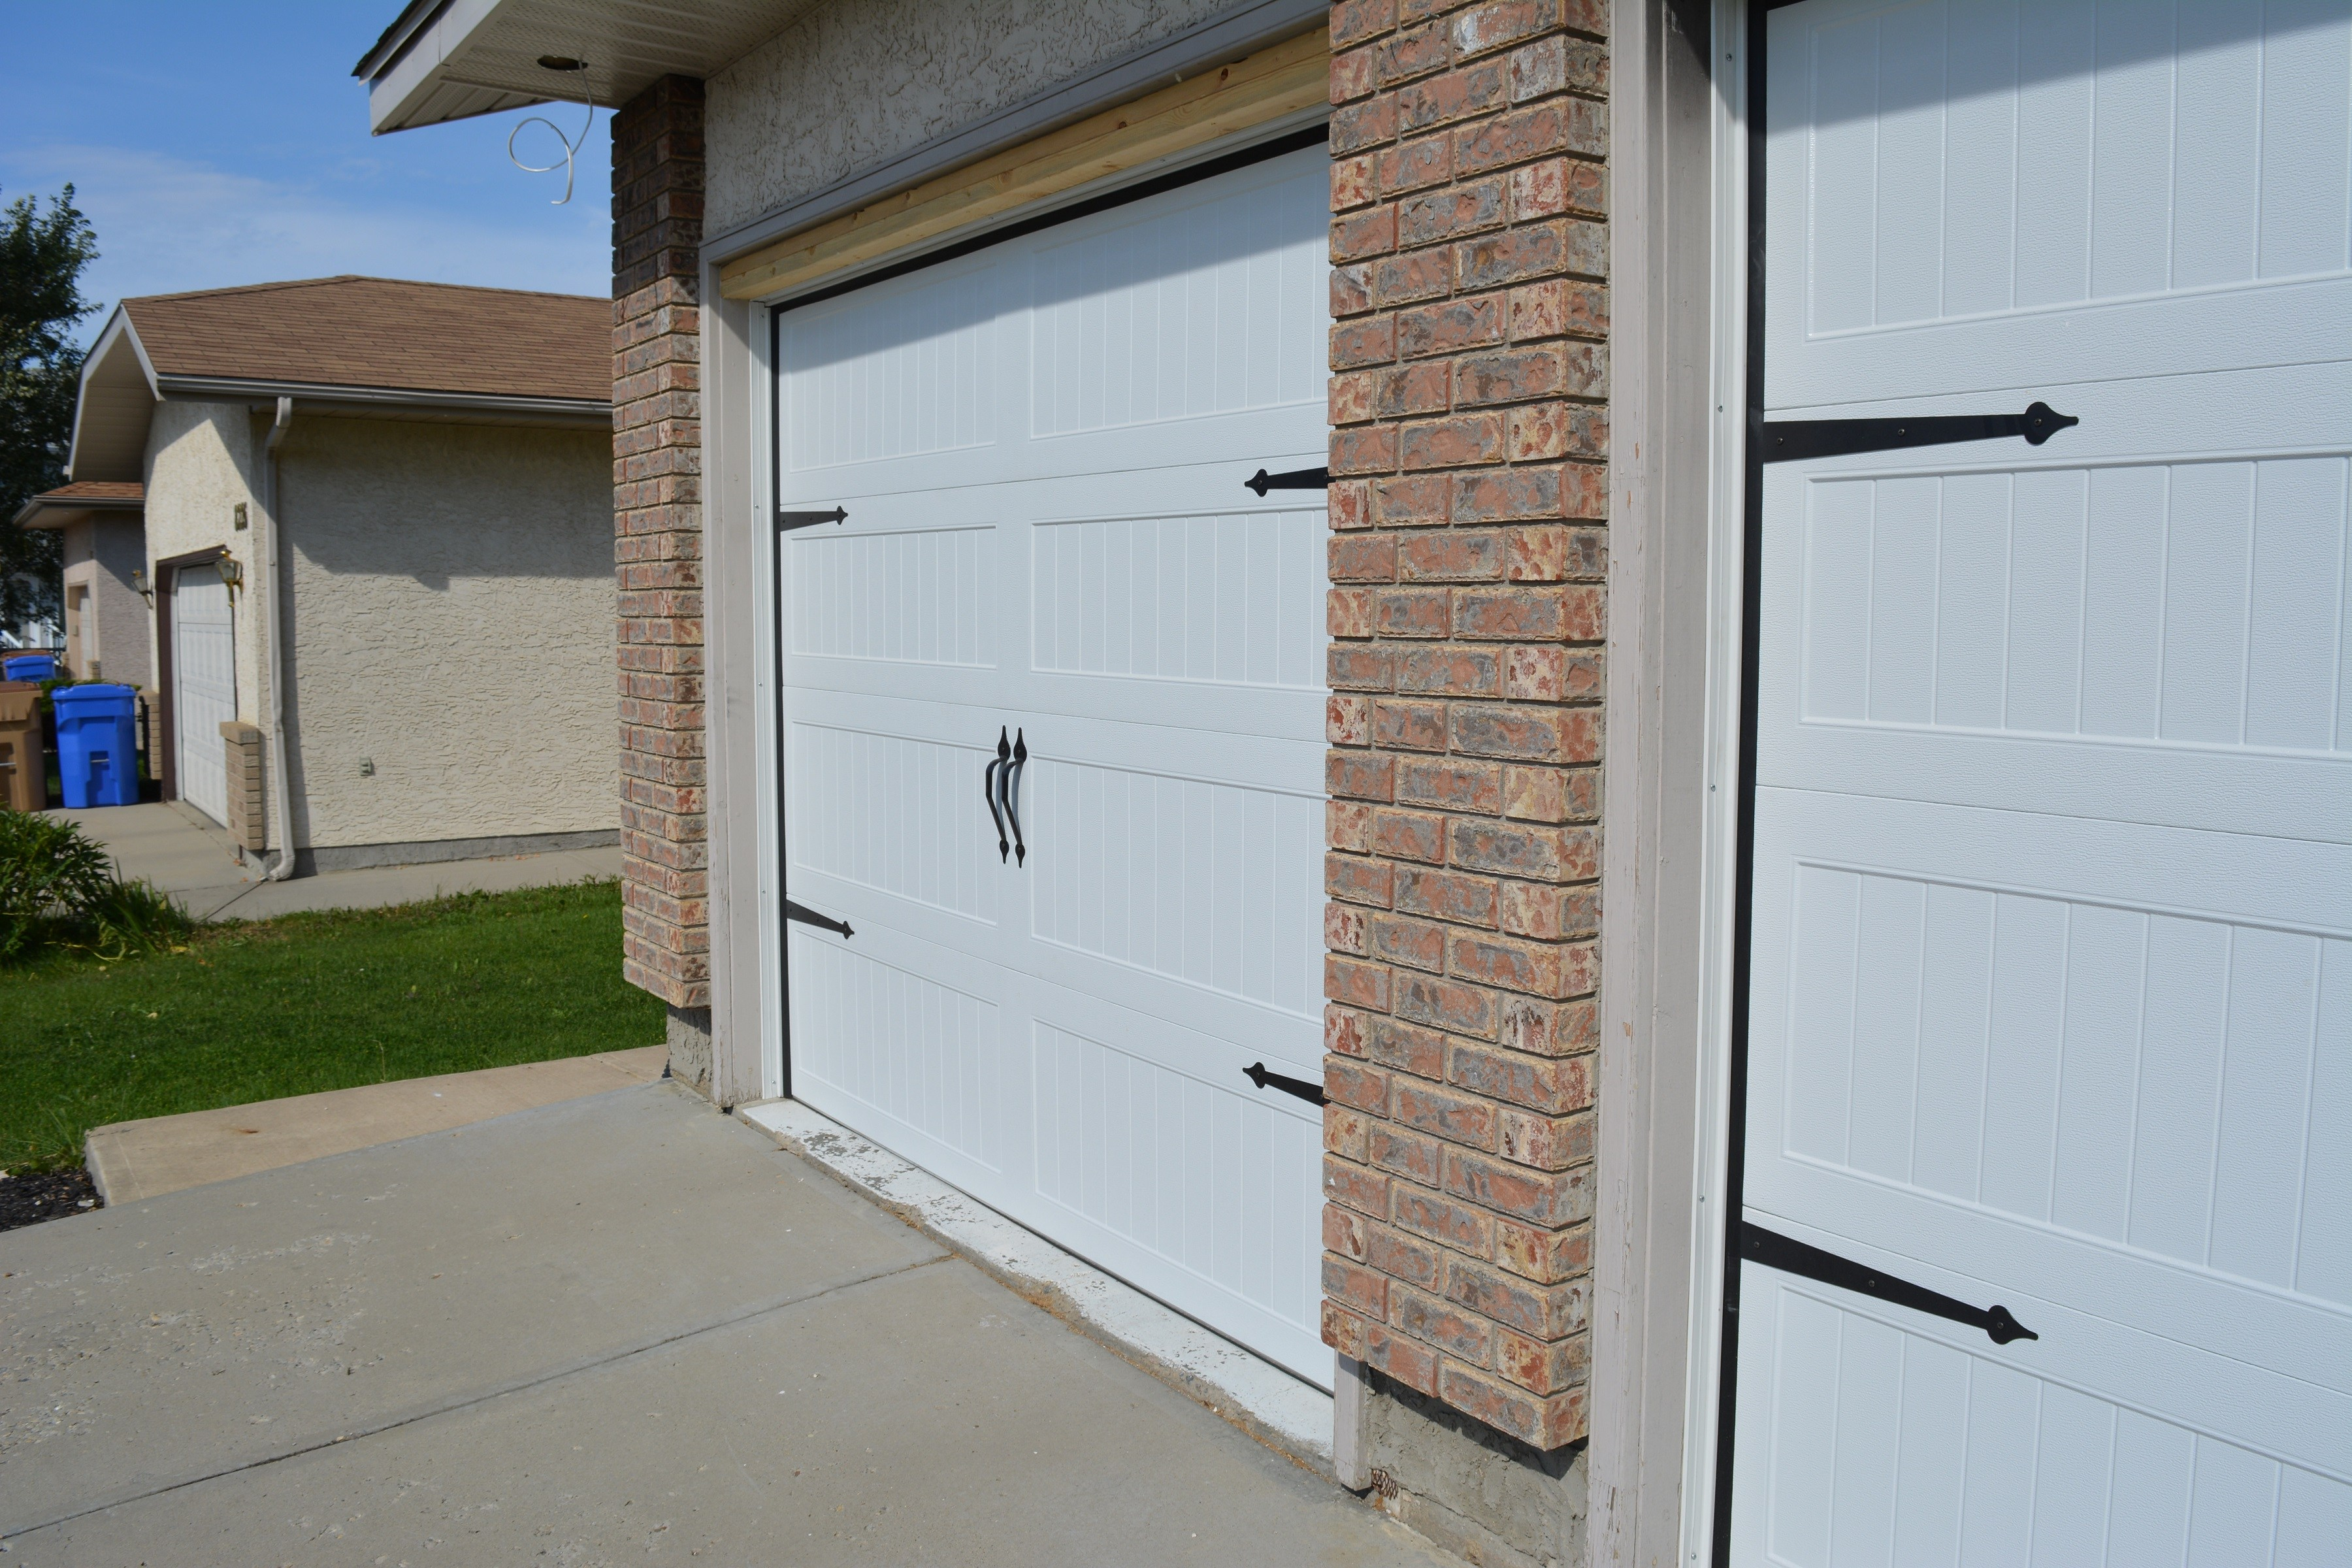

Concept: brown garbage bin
[[0, 681, 42, 813]]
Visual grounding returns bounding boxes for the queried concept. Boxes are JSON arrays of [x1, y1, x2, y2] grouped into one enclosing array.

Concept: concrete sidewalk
[[49, 801, 622, 921], [0, 1085, 1442, 1566], [82, 1045, 668, 1203]]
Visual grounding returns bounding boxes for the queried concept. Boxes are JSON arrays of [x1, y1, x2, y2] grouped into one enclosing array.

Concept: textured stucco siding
[[59, 516, 151, 684], [142, 400, 262, 713], [278, 417, 613, 851], [704, 0, 1239, 237]]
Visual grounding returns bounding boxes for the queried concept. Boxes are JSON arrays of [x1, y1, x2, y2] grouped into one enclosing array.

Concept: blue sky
[[1, 1, 612, 338]]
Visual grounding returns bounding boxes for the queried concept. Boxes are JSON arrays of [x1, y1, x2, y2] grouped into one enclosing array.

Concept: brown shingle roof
[[32, 482, 144, 506], [123, 276, 608, 404]]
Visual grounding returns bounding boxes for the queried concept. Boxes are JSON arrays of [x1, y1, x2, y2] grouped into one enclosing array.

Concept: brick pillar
[[220, 721, 267, 855], [612, 76, 711, 1015], [1320, 0, 1608, 1452]]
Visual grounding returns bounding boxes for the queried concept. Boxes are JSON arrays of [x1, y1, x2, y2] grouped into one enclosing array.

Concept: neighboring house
[[63, 276, 615, 872], [365, 5, 2352, 1565], [11, 480, 149, 684]]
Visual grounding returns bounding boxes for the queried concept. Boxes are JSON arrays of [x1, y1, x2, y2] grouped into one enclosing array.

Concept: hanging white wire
[[508, 87, 596, 205]]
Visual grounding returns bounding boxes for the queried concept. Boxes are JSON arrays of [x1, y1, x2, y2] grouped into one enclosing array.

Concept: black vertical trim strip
[[1712, 0, 1769, 1561]]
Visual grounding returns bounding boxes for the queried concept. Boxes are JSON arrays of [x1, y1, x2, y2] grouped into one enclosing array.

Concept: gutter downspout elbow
[[262, 395, 297, 881]]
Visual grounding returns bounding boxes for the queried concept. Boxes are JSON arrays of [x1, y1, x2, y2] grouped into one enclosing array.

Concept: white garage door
[[1731, 3, 2352, 1563], [173, 564, 237, 828], [772, 146, 1331, 1384]]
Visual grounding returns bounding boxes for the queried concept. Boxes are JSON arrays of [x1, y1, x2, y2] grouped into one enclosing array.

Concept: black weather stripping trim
[[1760, 401, 2078, 464], [1243, 1062, 1327, 1107], [783, 900, 853, 939], [776, 506, 848, 531], [1742, 1223, 2038, 1346], [1243, 465, 1331, 495]]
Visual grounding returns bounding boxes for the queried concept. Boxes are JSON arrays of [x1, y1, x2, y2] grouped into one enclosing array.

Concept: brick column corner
[[1319, 0, 1608, 1452], [612, 74, 711, 1014]]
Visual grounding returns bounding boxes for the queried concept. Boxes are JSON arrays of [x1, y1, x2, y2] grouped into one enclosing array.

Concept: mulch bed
[[0, 1166, 102, 1233]]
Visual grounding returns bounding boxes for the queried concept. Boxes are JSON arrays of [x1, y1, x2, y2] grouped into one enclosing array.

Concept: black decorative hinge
[[1243, 1062, 1327, 1107], [784, 899, 853, 938], [1742, 1222, 2037, 1346], [1243, 466, 1331, 496], [1760, 401, 2078, 464], [776, 506, 849, 532]]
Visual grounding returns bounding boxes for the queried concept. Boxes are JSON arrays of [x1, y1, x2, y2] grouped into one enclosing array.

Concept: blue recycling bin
[[52, 684, 140, 808], [2, 653, 56, 683]]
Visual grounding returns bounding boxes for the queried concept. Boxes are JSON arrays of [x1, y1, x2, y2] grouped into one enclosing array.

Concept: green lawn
[[0, 880, 666, 1170]]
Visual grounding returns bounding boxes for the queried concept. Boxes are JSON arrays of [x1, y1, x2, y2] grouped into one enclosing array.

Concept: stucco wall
[[142, 400, 261, 711], [278, 417, 613, 851], [704, 0, 1238, 236]]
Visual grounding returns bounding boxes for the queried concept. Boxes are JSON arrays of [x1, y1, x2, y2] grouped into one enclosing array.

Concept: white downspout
[[261, 396, 297, 880]]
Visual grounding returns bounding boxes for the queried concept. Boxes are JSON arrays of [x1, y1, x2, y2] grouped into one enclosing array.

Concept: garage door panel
[[781, 259, 1005, 474], [1767, 0, 2352, 409], [1030, 504, 1324, 693], [783, 521, 996, 668], [1735, 1267, 2352, 1568], [1028, 157, 1324, 440], [1022, 981, 1326, 1383]]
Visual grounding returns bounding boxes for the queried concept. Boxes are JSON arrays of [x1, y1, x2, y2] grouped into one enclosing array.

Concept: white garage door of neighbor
[[1733, 3, 2352, 1563], [773, 147, 1331, 1384], [173, 564, 237, 828]]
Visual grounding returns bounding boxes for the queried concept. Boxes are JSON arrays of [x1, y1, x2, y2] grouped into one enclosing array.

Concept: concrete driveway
[[0, 1083, 1443, 1566]]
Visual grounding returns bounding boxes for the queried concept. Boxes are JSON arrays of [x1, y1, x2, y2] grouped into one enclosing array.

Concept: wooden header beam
[[717, 27, 1331, 302]]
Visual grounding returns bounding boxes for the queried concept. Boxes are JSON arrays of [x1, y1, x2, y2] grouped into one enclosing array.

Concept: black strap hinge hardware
[[1761, 401, 2078, 464], [1243, 1062, 1327, 1107], [1742, 1222, 2036, 1345], [783, 899, 853, 939], [776, 506, 849, 532], [1243, 466, 1331, 497]]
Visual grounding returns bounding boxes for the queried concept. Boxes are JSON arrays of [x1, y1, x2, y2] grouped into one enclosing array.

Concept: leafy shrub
[[0, 809, 191, 960]]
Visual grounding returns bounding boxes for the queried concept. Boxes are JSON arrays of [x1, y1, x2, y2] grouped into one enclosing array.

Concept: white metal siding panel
[[775, 148, 1330, 1384], [1733, 3, 2352, 1561]]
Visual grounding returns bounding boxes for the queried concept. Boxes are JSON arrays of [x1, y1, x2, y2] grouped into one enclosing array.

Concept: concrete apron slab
[[738, 1099, 1336, 1482], [0, 1084, 1442, 1567], [83, 1045, 669, 1203]]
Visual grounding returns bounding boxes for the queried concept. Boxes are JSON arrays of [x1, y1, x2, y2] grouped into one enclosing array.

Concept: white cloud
[[4, 143, 610, 325]]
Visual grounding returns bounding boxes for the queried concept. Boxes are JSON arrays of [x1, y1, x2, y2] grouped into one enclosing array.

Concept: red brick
[[1456, 346, 1567, 405], [1376, 474, 1453, 525], [1397, 295, 1505, 358], [1444, 1252, 1589, 1338], [1451, 1041, 1594, 1112], [1332, 153, 1379, 210], [1331, 204, 1398, 262], [1451, 0, 1561, 60], [1392, 1078, 1501, 1150], [1330, 799, 1376, 851], [1372, 699, 1448, 751], [1328, 1099, 1371, 1158], [1372, 808, 1447, 863], [1449, 929, 1592, 999], [1326, 1156, 1392, 1217], [1395, 758, 1505, 815], [1366, 1016, 1448, 1079], [1499, 881, 1601, 940], [1452, 466, 1561, 521], [1394, 866, 1501, 926], [1395, 60, 1509, 131], [1331, 0, 1399, 50], [1499, 1106, 1596, 1169], [1328, 852, 1396, 907], [1450, 819, 1586, 881], [1328, 1057, 1393, 1113], [1397, 646, 1501, 695], [1325, 1254, 1390, 1318], [1503, 644, 1602, 700], [1330, 587, 1375, 638], [1330, 370, 1377, 425], [1325, 1201, 1371, 1261], [1399, 529, 1505, 580], [1377, 134, 1454, 195], [1501, 762, 1599, 822], [1445, 1150, 1595, 1230], [1331, 92, 1395, 151], [1328, 1005, 1369, 1058], [1325, 900, 1367, 955], [1366, 1222, 1443, 1290], [1495, 1326, 1589, 1394], [1326, 955, 1393, 1011], [1500, 995, 1601, 1058], [1451, 704, 1575, 762], [1439, 1363, 1588, 1448], [1497, 1217, 1593, 1282], [1397, 180, 1507, 246], [1330, 477, 1375, 529], [1394, 1282, 1495, 1362], [1378, 361, 1454, 416], [1369, 1124, 1443, 1185], [1401, 414, 1505, 469], [1369, 913, 1447, 972], [1333, 425, 1400, 476], [1322, 1298, 1373, 1359], [1331, 316, 1397, 369], [1394, 972, 1497, 1036], [1377, 22, 1452, 84], [1328, 694, 1371, 745], [1330, 532, 1396, 581], [1364, 1319, 1443, 1396], [1330, 643, 1396, 691], [1510, 278, 1609, 339], [1327, 749, 1394, 802], [1375, 589, 1451, 637]]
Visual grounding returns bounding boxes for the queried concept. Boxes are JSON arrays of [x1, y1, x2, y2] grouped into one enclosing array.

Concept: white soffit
[[358, 0, 819, 135]]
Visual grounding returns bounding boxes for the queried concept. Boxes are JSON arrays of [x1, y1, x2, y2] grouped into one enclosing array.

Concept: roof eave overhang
[[156, 375, 611, 425], [11, 497, 143, 532], [65, 310, 163, 484], [363, 0, 549, 135]]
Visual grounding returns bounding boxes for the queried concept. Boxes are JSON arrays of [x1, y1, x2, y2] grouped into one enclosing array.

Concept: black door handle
[[985, 729, 1009, 863], [1003, 728, 1028, 868]]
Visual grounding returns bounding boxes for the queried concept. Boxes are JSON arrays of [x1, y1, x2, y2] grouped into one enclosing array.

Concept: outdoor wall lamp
[[131, 568, 154, 604], [216, 557, 245, 597]]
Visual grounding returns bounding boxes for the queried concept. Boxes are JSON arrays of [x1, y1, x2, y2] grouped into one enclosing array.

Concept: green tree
[[1, 185, 101, 640]]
